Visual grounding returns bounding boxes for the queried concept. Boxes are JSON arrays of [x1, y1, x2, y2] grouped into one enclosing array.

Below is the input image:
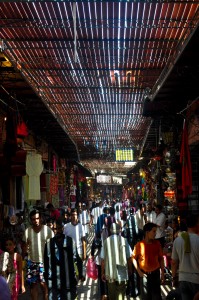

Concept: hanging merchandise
[[50, 175, 58, 195], [70, 185, 76, 196], [69, 167, 77, 204], [14, 93, 28, 139], [59, 187, 65, 206], [26, 152, 43, 200], [52, 154, 57, 173], [8, 205, 18, 225], [17, 115, 28, 138], [58, 169, 65, 185], [51, 194, 59, 208]]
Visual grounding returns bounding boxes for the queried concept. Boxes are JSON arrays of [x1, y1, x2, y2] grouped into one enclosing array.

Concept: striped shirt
[[101, 234, 132, 282], [24, 225, 54, 262]]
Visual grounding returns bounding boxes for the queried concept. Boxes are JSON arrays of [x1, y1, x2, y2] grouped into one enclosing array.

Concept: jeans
[[179, 281, 199, 300], [140, 269, 162, 300], [97, 265, 108, 296], [126, 265, 140, 298]]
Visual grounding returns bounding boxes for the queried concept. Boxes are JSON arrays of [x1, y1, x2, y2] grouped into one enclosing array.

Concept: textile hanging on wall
[[51, 194, 59, 208], [22, 175, 29, 202], [49, 175, 58, 195], [58, 169, 66, 185], [52, 154, 57, 173], [59, 187, 65, 202], [26, 153, 43, 200]]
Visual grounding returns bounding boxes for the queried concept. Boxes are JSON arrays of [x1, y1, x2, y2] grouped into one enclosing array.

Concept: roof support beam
[[9, 67, 161, 72], [47, 101, 143, 104], [4, 37, 181, 43], [4, 44, 177, 51], [0, 0, 197, 3], [58, 113, 142, 116], [39, 86, 145, 90]]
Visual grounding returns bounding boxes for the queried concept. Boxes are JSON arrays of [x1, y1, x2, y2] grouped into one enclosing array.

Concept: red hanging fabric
[[17, 119, 28, 137]]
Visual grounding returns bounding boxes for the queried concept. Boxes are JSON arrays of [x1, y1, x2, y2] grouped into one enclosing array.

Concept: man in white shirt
[[78, 203, 90, 241], [114, 200, 123, 222], [63, 208, 86, 261], [171, 214, 199, 300], [145, 202, 156, 223], [23, 209, 54, 300], [101, 223, 132, 300], [135, 204, 147, 241], [91, 201, 103, 228], [63, 208, 86, 282], [154, 204, 166, 247]]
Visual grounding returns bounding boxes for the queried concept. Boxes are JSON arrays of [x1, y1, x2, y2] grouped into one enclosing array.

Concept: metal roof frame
[[0, 1, 199, 175]]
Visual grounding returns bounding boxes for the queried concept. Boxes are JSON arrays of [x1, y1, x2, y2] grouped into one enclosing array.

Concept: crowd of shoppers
[[0, 199, 198, 300]]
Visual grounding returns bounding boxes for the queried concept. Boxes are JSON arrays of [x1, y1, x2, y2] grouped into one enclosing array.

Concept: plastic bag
[[86, 258, 98, 280]]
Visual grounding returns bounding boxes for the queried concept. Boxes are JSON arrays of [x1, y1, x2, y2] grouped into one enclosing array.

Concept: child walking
[[5, 236, 25, 300]]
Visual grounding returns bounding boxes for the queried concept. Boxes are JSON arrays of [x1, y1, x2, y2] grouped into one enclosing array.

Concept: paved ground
[[77, 274, 173, 300], [18, 280, 173, 300], [18, 228, 173, 299]]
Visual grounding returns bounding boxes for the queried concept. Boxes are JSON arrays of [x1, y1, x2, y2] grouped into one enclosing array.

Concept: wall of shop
[[0, 108, 89, 231]]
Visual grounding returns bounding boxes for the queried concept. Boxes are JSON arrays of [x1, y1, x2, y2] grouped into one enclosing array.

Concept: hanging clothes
[[26, 153, 43, 200], [52, 154, 57, 173], [50, 175, 58, 195], [58, 169, 65, 186], [22, 175, 29, 202]]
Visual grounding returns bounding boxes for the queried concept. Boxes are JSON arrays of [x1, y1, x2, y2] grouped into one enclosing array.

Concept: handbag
[[86, 257, 98, 280]]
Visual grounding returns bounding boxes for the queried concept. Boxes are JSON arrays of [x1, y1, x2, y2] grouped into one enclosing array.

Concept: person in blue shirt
[[96, 206, 109, 238]]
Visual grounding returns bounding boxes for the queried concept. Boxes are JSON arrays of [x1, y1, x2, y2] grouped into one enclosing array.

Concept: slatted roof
[[0, 1, 199, 175]]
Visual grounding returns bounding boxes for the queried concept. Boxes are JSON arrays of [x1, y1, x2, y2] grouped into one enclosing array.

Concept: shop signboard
[[115, 148, 133, 162]]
